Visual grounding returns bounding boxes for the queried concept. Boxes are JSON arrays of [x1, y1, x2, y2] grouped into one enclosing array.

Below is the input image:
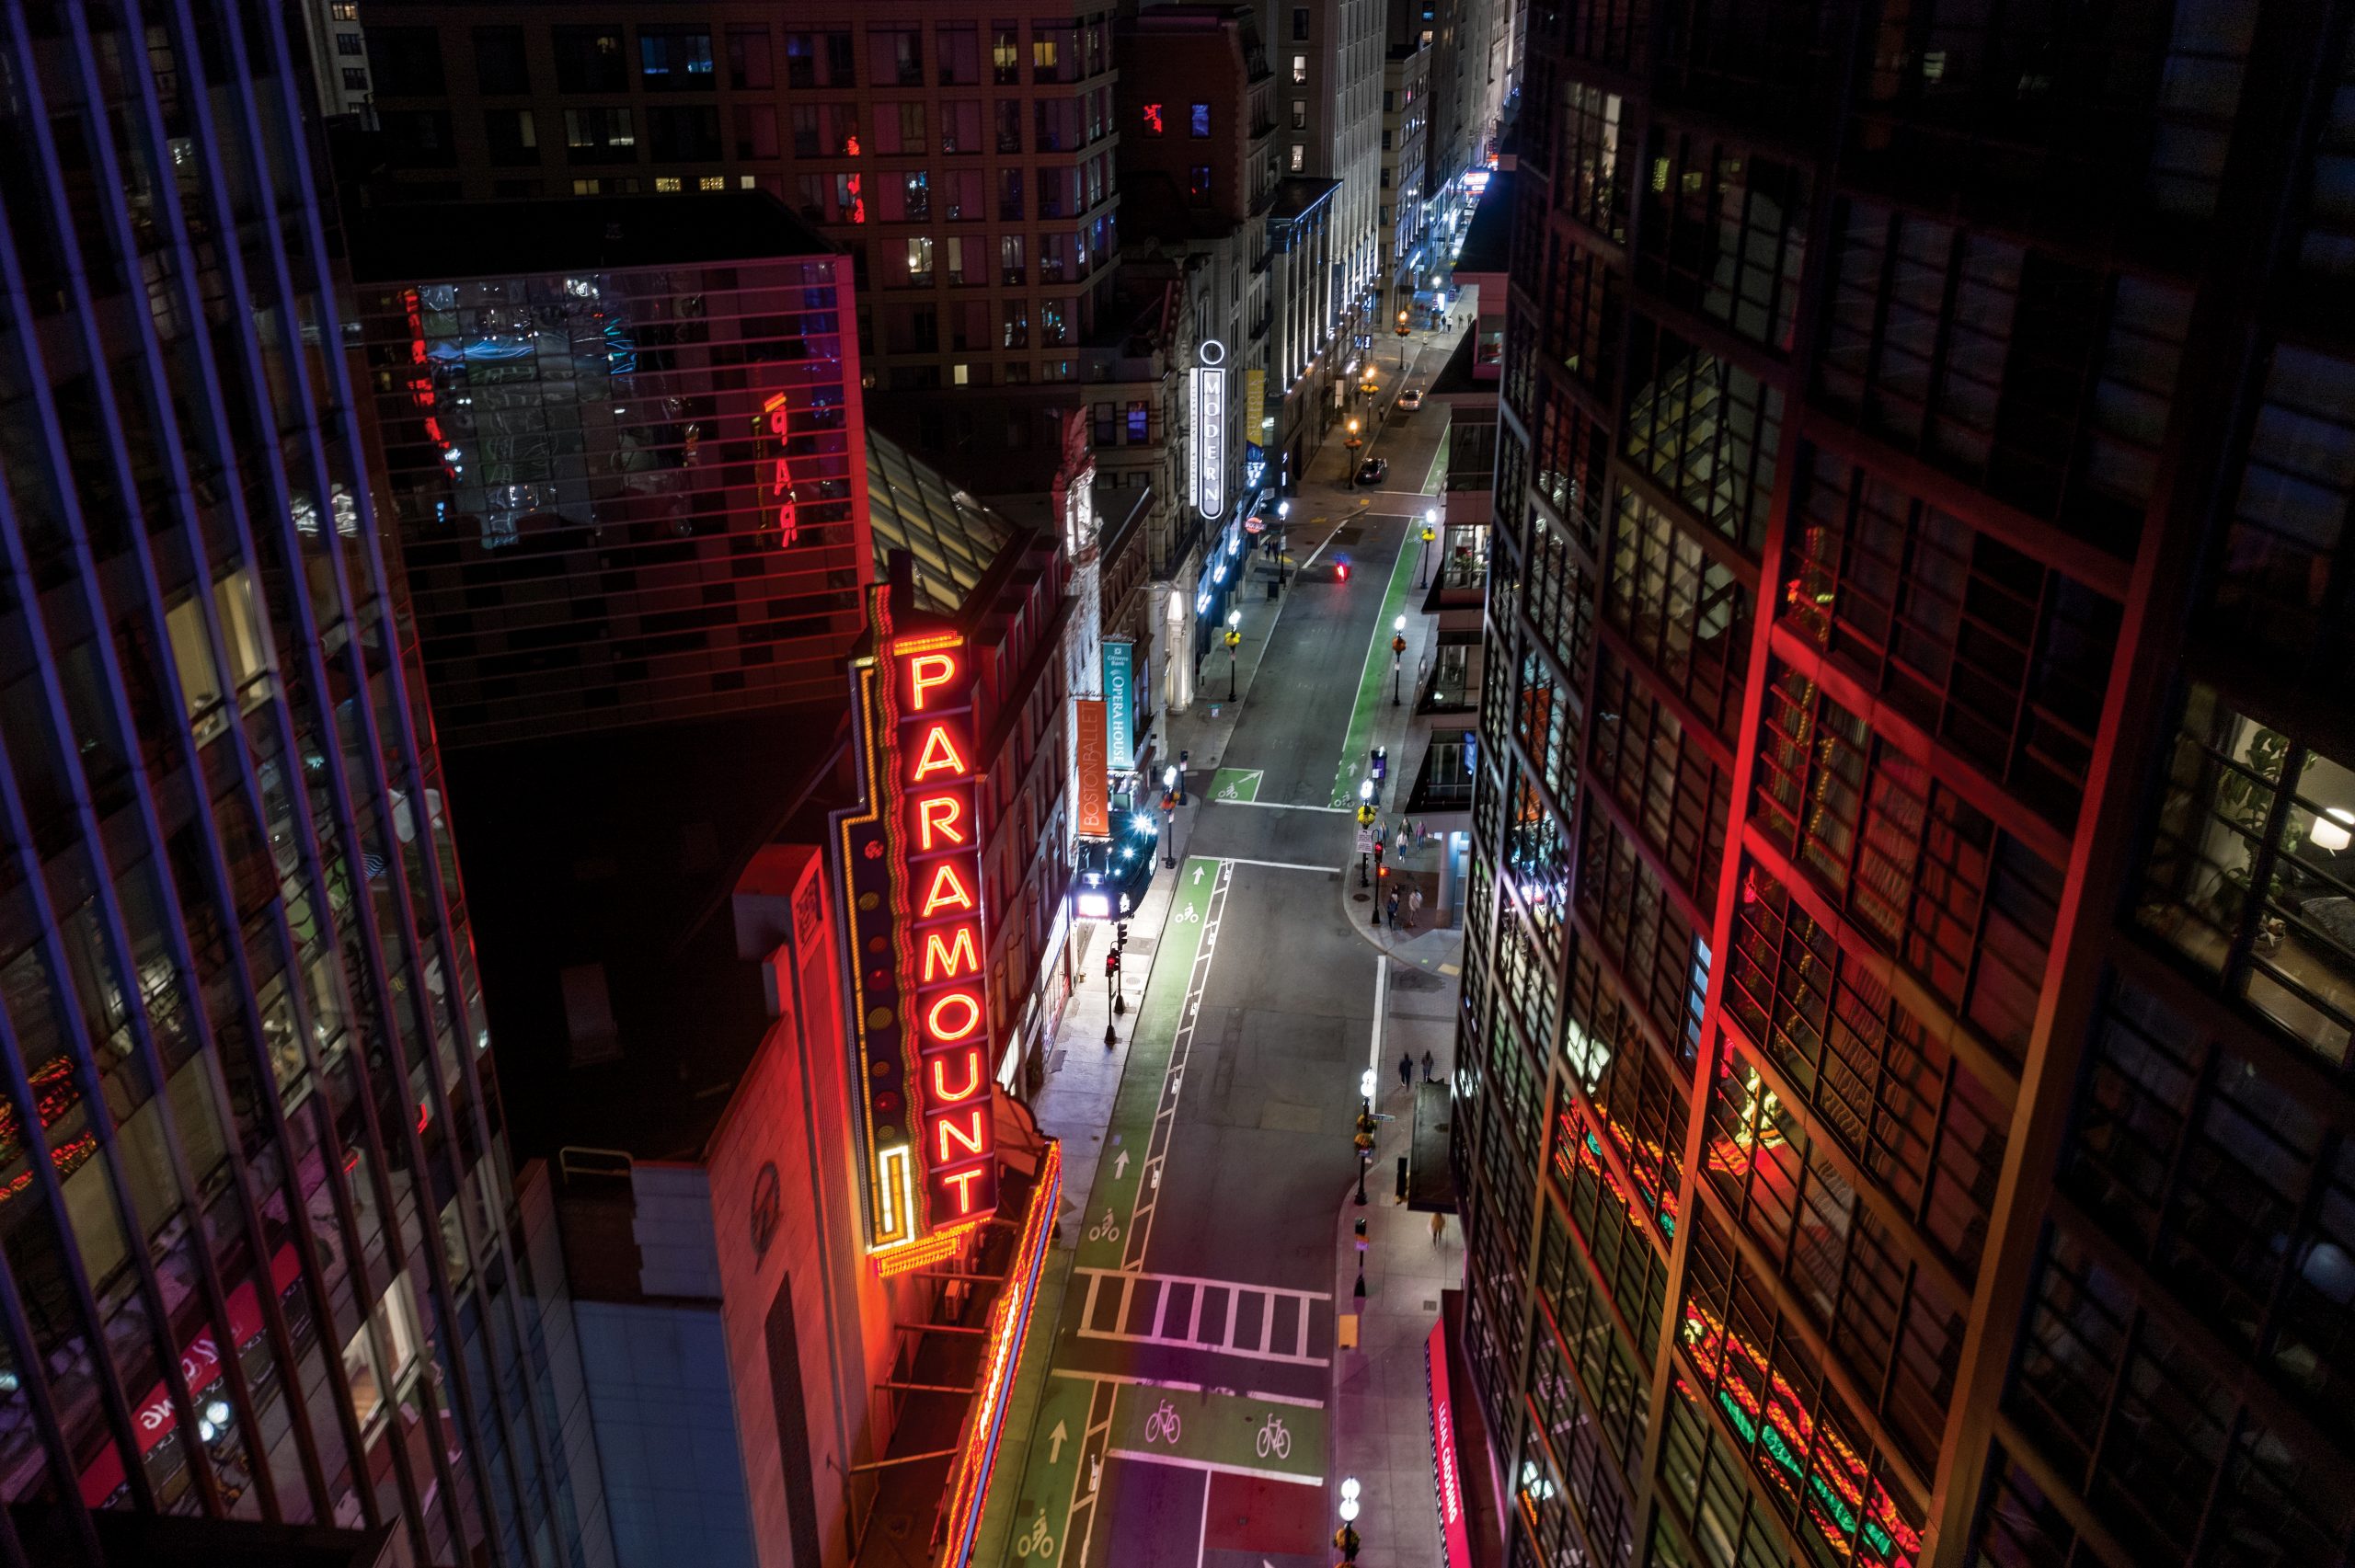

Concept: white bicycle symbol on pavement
[[1256, 1413, 1292, 1459], [1143, 1399, 1183, 1446], [1085, 1209, 1121, 1242], [1015, 1513, 1056, 1560], [1172, 903, 1200, 924]]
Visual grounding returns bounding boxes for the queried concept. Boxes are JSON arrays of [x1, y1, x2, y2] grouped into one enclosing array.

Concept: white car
[[1396, 387, 1424, 412]]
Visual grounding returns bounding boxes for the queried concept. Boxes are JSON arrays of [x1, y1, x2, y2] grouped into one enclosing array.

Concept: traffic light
[[1105, 949, 1121, 978], [1116, 921, 1130, 948]]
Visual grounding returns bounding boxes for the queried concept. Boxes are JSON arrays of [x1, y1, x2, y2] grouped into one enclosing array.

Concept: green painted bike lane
[[975, 857, 1224, 1568], [1327, 532, 1422, 807], [1208, 766, 1263, 804], [1109, 1383, 1326, 1484]]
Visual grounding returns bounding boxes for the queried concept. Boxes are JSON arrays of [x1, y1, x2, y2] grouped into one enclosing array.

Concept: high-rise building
[[1270, 0, 1385, 349], [355, 5, 1122, 405], [1456, 5, 2355, 1568], [1378, 20, 1431, 312], [346, 196, 867, 748], [0, 5, 593, 1564]]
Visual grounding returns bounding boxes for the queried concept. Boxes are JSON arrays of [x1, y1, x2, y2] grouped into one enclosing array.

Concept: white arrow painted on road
[[1113, 1150, 1131, 1180], [1048, 1420, 1068, 1462], [1192, 864, 1206, 885]]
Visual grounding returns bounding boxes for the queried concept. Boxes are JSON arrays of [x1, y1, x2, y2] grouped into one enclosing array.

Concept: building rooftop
[[867, 428, 1019, 614], [1269, 176, 1343, 225], [1456, 172, 1515, 275], [347, 192, 834, 283]]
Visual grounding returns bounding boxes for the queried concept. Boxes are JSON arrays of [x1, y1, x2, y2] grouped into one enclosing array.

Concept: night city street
[[5, 6, 2352, 1568]]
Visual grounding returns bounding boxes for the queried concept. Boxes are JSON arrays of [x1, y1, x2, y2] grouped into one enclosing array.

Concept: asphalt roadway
[[989, 338, 1458, 1568]]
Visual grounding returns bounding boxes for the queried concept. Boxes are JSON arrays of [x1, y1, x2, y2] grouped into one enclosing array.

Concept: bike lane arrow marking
[[1112, 1150, 1130, 1181], [1047, 1420, 1068, 1462]]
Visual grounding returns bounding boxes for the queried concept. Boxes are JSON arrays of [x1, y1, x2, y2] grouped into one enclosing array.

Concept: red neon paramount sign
[[835, 584, 999, 1260]]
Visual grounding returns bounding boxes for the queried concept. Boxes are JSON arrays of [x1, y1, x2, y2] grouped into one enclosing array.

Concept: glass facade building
[[350, 204, 865, 745], [0, 5, 589, 1564], [1456, 3, 2355, 1567]]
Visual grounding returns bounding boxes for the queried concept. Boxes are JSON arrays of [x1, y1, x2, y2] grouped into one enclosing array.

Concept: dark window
[[869, 27, 921, 86], [1620, 316, 1781, 554], [484, 109, 539, 166], [472, 26, 530, 93], [378, 109, 454, 166], [938, 24, 980, 85], [564, 107, 637, 163], [341, 67, 368, 89], [553, 28, 627, 93], [365, 26, 444, 95], [638, 28, 713, 88], [1292, 6, 1310, 38], [1188, 165, 1211, 205], [727, 28, 773, 88]]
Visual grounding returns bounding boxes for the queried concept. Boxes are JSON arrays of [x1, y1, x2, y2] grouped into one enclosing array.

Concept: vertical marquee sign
[[833, 585, 1000, 1266], [1189, 340, 1227, 520]]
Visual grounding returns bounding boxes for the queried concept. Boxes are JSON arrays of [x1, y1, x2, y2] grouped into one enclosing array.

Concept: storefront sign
[[1189, 340, 1227, 518], [1426, 1319, 1474, 1568], [834, 589, 1000, 1258], [1245, 367, 1265, 439], [1102, 639, 1134, 764], [1075, 698, 1109, 837]]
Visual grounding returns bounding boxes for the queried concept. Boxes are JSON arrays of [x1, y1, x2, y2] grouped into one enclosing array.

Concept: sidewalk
[[1328, 1042, 1459, 1568]]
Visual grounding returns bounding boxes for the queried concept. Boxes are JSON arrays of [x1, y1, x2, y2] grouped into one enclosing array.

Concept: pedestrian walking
[[1385, 889, 1401, 928], [1398, 1051, 1414, 1089], [1430, 1211, 1447, 1246], [1408, 886, 1424, 927], [1421, 1049, 1436, 1082]]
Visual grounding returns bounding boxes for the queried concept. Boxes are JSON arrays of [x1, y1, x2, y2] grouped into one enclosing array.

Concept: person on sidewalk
[[1421, 1049, 1435, 1082], [1407, 886, 1424, 928], [1430, 1210, 1446, 1246], [1385, 889, 1400, 929], [1398, 1051, 1414, 1090]]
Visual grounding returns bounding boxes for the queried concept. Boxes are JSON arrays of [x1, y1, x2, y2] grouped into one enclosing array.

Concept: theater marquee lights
[[833, 589, 1001, 1263]]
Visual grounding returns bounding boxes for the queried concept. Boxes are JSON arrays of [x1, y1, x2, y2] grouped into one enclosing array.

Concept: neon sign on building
[[833, 587, 1001, 1262]]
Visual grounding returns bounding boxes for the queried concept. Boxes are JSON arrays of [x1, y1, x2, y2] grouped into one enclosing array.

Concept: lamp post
[[1352, 1109, 1374, 1205], [1344, 417, 1361, 486], [1357, 779, 1375, 886], [1391, 614, 1407, 706], [1161, 764, 1179, 866], [1419, 508, 1438, 588], [1337, 1478, 1362, 1563], [1224, 609, 1242, 702], [1277, 499, 1292, 588]]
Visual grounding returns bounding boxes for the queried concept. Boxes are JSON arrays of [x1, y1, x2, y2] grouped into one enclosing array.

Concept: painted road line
[[1109, 1382, 1327, 1487], [1366, 954, 1389, 1085], [1124, 860, 1233, 1270], [1209, 767, 1263, 804], [1053, 1369, 1205, 1393], [1218, 856, 1346, 874], [1327, 537, 1420, 807], [1074, 856, 1223, 1275], [1200, 798, 1353, 815], [1073, 1268, 1333, 1368]]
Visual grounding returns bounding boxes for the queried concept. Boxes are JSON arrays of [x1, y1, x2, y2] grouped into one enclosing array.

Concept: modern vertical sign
[[833, 587, 1000, 1262], [1101, 638, 1133, 764], [1189, 340, 1227, 519], [1074, 699, 1109, 837]]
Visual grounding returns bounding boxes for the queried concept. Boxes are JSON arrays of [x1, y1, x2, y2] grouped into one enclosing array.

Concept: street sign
[[1244, 515, 1266, 533], [1355, 827, 1375, 853]]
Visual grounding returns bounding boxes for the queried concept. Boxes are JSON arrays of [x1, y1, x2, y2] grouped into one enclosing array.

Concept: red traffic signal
[[1105, 950, 1121, 977]]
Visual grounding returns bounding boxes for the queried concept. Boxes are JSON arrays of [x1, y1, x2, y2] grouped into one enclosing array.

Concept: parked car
[[1396, 387, 1424, 412], [1356, 456, 1388, 485]]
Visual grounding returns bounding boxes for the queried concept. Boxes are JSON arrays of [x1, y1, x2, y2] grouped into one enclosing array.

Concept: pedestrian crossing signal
[[1105, 950, 1121, 977]]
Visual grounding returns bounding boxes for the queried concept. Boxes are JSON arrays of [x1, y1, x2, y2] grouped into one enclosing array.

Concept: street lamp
[[1336, 1477, 1362, 1564], [1352, 1104, 1376, 1205], [1357, 778, 1375, 887], [1391, 613, 1407, 707], [1225, 608, 1242, 703], [1344, 417, 1361, 486], [1419, 507, 1439, 588], [1161, 762, 1180, 866]]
